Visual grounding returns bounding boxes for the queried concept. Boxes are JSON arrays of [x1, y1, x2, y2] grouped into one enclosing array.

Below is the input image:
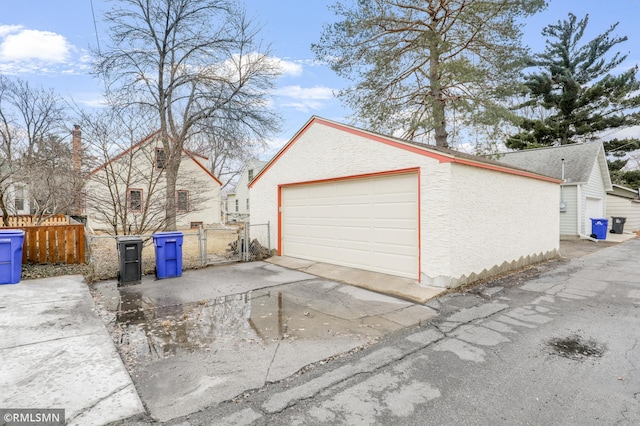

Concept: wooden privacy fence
[[1, 214, 69, 228], [12, 224, 86, 264]]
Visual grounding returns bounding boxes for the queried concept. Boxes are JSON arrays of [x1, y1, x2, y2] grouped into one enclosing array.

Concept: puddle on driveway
[[90, 278, 438, 420], [94, 281, 423, 372]]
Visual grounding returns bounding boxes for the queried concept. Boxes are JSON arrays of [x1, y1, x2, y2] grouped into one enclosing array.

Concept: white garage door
[[281, 172, 419, 279]]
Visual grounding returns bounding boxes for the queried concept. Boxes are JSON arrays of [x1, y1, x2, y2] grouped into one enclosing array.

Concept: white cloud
[[258, 136, 288, 161], [274, 85, 336, 113], [276, 85, 333, 100], [0, 25, 23, 38], [273, 58, 303, 77], [0, 29, 70, 62], [0, 26, 86, 76]]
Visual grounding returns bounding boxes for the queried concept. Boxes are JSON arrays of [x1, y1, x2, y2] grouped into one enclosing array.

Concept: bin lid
[[117, 235, 143, 242], [0, 229, 25, 235], [152, 231, 184, 238]]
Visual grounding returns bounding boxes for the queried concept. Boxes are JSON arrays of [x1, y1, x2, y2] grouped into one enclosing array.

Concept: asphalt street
[[150, 238, 640, 426]]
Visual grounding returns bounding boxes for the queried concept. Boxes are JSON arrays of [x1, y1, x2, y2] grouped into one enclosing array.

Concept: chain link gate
[[198, 222, 270, 266]]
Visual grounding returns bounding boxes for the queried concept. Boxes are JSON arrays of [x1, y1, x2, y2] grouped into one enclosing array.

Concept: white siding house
[[250, 117, 560, 289], [497, 143, 612, 239], [85, 132, 223, 232], [6, 183, 30, 215], [607, 184, 640, 233], [226, 160, 267, 222]]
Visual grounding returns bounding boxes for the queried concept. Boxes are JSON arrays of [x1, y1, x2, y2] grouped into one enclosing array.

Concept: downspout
[[560, 159, 566, 211]]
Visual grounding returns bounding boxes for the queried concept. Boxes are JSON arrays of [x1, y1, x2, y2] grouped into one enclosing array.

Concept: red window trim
[[128, 188, 143, 212], [176, 190, 190, 212], [155, 147, 166, 169]]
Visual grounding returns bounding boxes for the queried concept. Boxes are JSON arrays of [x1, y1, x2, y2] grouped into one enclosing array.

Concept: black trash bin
[[117, 236, 143, 286], [611, 217, 627, 234]]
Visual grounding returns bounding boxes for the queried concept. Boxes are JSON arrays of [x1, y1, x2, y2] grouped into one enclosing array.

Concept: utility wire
[[90, 0, 101, 54]]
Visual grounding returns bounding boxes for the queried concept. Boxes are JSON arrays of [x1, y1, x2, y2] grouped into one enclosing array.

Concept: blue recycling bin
[[152, 231, 183, 279], [0, 230, 25, 284], [590, 218, 608, 240]]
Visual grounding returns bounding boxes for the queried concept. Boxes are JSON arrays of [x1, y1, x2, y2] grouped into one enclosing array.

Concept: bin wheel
[[610, 229, 615, 234], [590, 234, 597, 239], [116, 271, 121, 287]]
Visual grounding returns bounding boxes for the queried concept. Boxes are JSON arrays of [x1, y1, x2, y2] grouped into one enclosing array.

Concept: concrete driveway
[[0, 275, 144, 425], [90, 262, 438, 423]]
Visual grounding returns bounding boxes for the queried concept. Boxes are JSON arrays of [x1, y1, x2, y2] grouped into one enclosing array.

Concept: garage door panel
[[372, 204, 416, 219], [282, 172, 419, 279], [371, 228, 416, 245], [369, 218, 416, 229], [335, 204, 371, 218]]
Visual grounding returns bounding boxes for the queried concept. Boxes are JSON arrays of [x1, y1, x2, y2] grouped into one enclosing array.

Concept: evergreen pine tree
[[507, 13, 640, 185]]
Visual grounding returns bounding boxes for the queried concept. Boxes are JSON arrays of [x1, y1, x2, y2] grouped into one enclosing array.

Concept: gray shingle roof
[[495, 143, 604, 184]]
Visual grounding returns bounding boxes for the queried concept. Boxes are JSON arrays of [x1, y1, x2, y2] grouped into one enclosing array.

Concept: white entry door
[[281, 172, 419, 279], [585, 196, 603, 235]]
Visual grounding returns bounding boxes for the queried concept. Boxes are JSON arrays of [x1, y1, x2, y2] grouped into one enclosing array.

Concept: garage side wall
[[444, 163, 560, 287], [250, 123, 453, 281], [607, 194, 640, 232], [559, 185, 578, 237]]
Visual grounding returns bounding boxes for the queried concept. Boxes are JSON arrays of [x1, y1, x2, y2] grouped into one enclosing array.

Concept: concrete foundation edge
[[422, 249, 561, 289]]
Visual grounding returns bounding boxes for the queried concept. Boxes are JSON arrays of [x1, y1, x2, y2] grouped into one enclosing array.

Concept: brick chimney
[[72, 124, 81, 176]]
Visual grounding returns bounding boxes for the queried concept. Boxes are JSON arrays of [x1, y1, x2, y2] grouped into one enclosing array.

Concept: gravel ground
[[21, 262, 90, 280], [20, 227, 241, 282]]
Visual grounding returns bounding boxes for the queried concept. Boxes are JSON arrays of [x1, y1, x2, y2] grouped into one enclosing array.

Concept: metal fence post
[[198, 225, 205, 267], [244, 224, 249, 261], [267, 221, 271, 251]]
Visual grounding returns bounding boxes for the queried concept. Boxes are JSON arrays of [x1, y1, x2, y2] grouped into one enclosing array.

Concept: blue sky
[[1, 0, 638, 159]]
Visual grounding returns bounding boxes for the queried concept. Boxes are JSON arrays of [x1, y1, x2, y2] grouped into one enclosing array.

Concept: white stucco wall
[[448, 163, 559, 285], [250, 122, 451, 282], [251, 119, 560, 288]]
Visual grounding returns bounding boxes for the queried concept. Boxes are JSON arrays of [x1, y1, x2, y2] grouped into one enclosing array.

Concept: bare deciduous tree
[[0, 74, 79, 225], [80, 107, 211, 235], [93, 0, 281, 230]]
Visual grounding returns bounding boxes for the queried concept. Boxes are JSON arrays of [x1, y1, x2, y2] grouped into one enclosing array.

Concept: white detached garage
[[250, 117, 560, 289]]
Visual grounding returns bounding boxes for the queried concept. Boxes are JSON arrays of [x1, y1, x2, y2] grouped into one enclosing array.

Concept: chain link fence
[[202, 222, 271, 264], [85, 222, 271, 282]]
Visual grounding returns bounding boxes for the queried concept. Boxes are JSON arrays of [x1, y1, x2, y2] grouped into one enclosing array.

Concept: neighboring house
[[0, 162, 31, 216], [226, 160, 267, 222], [85, 132, 223, 232], [496, 143, 612, 239], [6, 182, 30, 215], [606, 184, 640, 233], [250, 116, 560, 289]]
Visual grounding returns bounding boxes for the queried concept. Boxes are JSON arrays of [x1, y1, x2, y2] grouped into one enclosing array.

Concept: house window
[[155, 147, 166, 169], [246, 198, 249, 211], [14, 186, 24, 211], [248, 169, 254, 181], [128, 189, 143, 212], [177, 190, 189, 212], [235, 199, 239, 212]]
